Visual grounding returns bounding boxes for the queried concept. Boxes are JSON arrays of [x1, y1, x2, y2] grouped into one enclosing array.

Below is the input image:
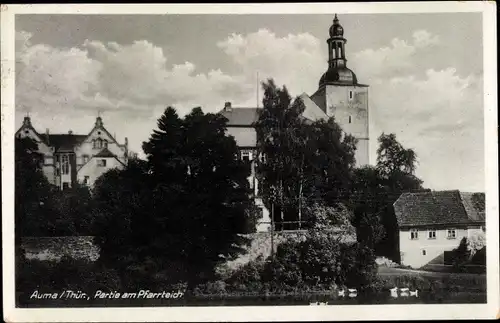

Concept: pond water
[[17, 291, 486, 307]]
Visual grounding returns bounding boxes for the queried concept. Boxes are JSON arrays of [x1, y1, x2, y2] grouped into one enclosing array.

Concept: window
[[481, 226, 486, 233], [83, 176, 90, 185], [61, 155, 69, 174], [96, 139, 102, 149], [83, 155, 89, 164], [55, 155, 60, 163], [103, 140, 108, 148], [410, 229, 418, 240], [447, 229, 457, 239], [348, 116, 352, 124], [97, 159, 107, 167], [422, 249, 426, 256], [24, 130, 29, 134], [55, 168, 60, 176], [241, 151, 250, 162], [62, 182, 69, 190], [428, 230, 436, 239], [349, 90, 353, 100], [92, 140, 96, 149]]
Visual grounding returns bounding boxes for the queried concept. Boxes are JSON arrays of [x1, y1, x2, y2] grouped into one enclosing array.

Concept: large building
[[394, 190, 485, 268], [15, 115, 129, 189], [219, 15, 369, 231]]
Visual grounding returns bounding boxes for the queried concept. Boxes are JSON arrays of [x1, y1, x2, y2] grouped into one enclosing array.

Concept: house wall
[[77, 156, 125, 187], [74, 128, 127, 167], [399, 226, 481, 268], [226, 127, 257, 148], [16, 126, 58, 185], [324, 85, 369, 167]]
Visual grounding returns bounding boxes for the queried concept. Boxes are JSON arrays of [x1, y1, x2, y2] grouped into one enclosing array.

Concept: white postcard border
[[2, 2, 498, 322]]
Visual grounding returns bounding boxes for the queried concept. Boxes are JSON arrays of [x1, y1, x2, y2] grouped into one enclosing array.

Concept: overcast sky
[[15, 13, 484, 192]]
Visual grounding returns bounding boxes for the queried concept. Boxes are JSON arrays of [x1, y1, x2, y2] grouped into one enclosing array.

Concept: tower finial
[[334, 14, 339, 23]]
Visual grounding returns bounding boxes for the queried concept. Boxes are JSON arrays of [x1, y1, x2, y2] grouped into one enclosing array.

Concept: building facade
[[394, 190, 485, 268], [16, 115, 128, 189], [219, 15, 369, 232]]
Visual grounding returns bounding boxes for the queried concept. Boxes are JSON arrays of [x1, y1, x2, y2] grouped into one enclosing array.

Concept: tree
[[350, 133, 425, 259], [95, 107, 257, 288], [15, 137, 58, 237], [255, 79, 357, 230]]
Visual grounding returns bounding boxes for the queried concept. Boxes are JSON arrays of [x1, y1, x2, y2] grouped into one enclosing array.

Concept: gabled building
[[218, 14, 369, 232], [15, 115, 129, 189], [394, 190, 485, 268]]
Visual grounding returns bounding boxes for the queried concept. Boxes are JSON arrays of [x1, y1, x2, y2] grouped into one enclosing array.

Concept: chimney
[[23, 116, 32, 127], [68, 130, 73, 135], [46, 128, 50, 144], [224, 102, 232, 112]]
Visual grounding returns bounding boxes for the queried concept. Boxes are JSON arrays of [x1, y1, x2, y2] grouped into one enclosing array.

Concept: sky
[[14, 13, 484, 192]]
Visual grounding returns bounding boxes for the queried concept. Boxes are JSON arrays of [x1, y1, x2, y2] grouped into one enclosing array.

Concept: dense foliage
[[15, 137, 96, 237], [93, 107, 258, 287], [349, 133, 425, 260], [255, 79, 357, 230]]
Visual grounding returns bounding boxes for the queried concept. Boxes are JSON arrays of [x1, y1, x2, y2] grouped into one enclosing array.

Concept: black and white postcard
[[1, 2, 498, 322]]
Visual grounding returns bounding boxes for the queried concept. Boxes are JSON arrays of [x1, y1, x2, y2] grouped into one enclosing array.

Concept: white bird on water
[[389, 287, 399, 298], [410, 290, 419, 297], [400, 288, 410, 297], [348, 288, 357, 298], [338, 289, 345, 297]]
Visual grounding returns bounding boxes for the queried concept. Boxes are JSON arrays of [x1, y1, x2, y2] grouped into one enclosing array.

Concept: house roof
[[219, 107, 260, 126], [459, 192, 486, 221], [394, 190, 485, 227], [94, 147, 117, 158], [299, 93, 329, 121], [44, 134, 87, 152]]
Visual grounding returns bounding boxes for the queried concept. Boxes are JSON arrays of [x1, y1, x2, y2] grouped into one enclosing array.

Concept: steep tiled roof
[[460, 192, 486, 221], [219, 108, 260, 126], [44, 134, 87, 152], [394, 190, 485, 227], [299, 93, 328, 121], [94, 147, 117, 158]]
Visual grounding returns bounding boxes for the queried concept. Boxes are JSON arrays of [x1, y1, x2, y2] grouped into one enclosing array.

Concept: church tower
[[310, 14, 370, 166]]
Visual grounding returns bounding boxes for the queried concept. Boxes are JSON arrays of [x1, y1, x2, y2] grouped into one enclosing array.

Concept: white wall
[[324, 85, 370, 167], [399, 227, 468, 268], [75, 127, 127, 166], [77, 156, 125, 187]]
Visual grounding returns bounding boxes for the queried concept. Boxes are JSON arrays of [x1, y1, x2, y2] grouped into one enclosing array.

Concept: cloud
[[16, 34, 250, 120], [217, 29, 325, 96], [352, 30, 483, 191], [15, 28, 484, 190]]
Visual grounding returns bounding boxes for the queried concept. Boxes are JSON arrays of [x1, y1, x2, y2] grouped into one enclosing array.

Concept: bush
[[223, 229, 377, 293], [16, 257, 122, 296]]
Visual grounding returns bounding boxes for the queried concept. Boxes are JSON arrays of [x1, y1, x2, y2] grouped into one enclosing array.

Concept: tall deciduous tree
[[94, 107, 257, 288], [15, 137, 58, 237], [350, 133, 424, 259], [255, 79, 356, 230]]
